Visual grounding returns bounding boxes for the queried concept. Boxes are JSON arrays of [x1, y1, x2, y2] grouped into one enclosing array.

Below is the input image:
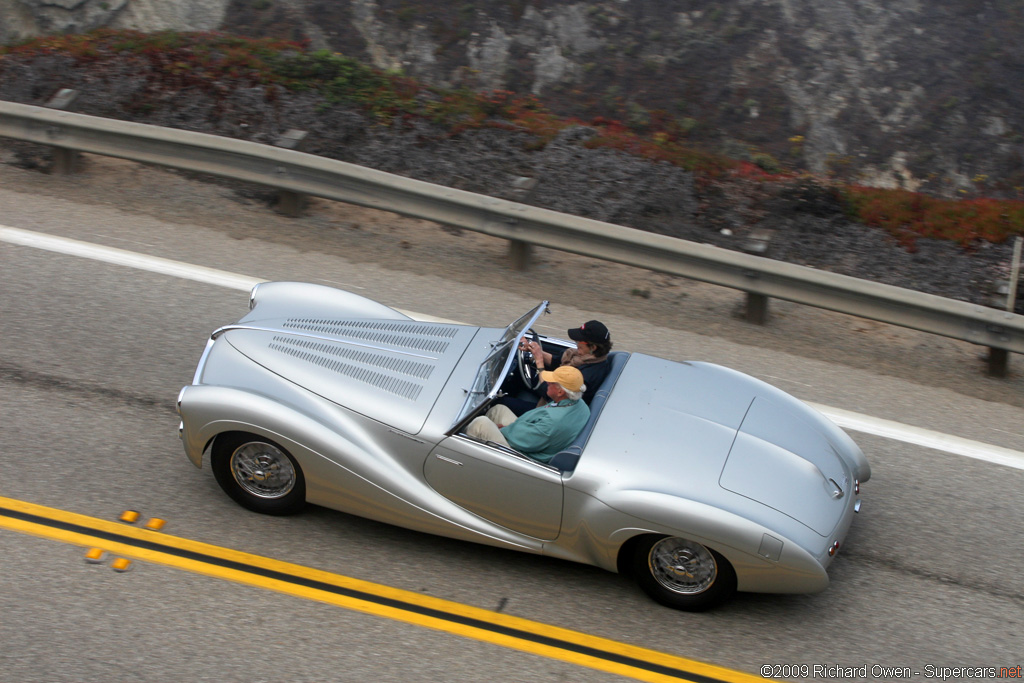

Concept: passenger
[[467, 366, 590, 463]]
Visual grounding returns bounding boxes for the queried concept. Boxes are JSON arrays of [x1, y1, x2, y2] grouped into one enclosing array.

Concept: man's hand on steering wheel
[[517, 330, 544, 391]]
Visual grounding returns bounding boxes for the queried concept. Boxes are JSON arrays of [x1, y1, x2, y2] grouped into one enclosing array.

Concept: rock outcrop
[[0, 0, 228, 41], [4, 0, 1022, 198]]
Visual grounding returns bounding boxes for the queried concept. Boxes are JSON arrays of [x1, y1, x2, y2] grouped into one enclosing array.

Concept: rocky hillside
[[0, 30, 1016, 313], [3, 0, 1024, 199]]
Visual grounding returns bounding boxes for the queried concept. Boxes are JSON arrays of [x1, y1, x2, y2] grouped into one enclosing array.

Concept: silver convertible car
[[178, 282, 870, 611]]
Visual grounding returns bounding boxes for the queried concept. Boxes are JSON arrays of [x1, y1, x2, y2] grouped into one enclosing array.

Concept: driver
[[466, 366, 590, 463], [501, 320, 613, 415]]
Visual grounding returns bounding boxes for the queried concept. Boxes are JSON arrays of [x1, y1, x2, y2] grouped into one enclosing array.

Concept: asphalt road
[[1, 156, 1022, 682]]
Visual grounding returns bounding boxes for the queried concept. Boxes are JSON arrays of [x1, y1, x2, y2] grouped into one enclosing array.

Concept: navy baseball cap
[[568, 320, 610, 343]]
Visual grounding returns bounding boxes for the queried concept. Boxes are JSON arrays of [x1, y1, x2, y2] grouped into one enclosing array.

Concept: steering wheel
[[516, 329, 543, 391]]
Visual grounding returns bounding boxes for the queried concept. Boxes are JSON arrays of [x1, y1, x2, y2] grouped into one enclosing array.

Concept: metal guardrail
[[2, 99, 1023, 370]]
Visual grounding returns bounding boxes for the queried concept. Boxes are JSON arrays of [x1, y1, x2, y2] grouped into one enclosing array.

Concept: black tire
[[211, 432, 306, 515], [629, 535, 737, 612]]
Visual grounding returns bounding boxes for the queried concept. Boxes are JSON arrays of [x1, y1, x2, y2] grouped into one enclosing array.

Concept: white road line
[[808, 404, 1024, 471], [4, 224, 1023, 471], [0, 226, 456, 323], [1, 225, 261, 291]]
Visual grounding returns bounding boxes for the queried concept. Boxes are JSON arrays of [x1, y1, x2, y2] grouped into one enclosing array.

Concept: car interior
[[460, 331, 631, 474]]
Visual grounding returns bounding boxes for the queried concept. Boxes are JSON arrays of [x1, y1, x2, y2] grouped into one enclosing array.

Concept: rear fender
[[592, 490, 829, 593]]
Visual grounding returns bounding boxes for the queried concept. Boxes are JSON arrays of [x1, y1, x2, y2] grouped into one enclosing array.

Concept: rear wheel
[[630, 535, 736, 611], [211, 432, 306, 515]]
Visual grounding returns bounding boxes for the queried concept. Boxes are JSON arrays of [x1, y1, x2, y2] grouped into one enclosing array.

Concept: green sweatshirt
[[500, 398, 591, 462]]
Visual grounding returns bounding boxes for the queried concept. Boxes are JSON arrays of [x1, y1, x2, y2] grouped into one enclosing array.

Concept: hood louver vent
[[222, 316, 479, 434], [282, 318, 456, 354], [269, 336, 430, 401]]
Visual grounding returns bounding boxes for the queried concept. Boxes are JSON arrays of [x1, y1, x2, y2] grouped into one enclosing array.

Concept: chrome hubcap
[[648, 537, 717, 595], [230, 441, 296, 499]]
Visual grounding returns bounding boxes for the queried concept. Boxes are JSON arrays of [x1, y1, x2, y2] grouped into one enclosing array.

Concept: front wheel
[[630, 535, 736, 611], [211, 432, 306, 515]]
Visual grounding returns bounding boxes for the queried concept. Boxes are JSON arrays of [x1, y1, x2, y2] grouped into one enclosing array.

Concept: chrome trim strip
[[248, 283, 261, 310], [389, 429, 427, 444], [434, 454, 463, 466], [211, 324, 440, 360], [191, 338, 217, 385], [454, 435, 561, 474]]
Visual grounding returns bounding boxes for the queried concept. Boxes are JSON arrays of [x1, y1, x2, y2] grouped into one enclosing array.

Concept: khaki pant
[[466, 404, 519, 447]]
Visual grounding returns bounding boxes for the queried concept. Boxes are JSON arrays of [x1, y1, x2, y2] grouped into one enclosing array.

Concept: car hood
[[219, 317, 479, 434], [579, 355, 854, 537]]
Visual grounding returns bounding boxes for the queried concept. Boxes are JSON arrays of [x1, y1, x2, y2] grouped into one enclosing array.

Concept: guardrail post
[[987, 348, 1010, 377], [507, 176, 538, 271], [509, 239, 532, 270], [273, 129, 308, 217], [742, 229, 774, 324], [984, 236, 1021, 376], [45, 89, 80, 174], [745, 293, 769, 324]]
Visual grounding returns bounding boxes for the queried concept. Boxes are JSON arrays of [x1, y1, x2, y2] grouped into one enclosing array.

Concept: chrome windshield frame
[[448, 301, 548, 432]]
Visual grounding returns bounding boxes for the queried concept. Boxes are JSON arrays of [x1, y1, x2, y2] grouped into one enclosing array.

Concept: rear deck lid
[[720, 397, 851, 536]]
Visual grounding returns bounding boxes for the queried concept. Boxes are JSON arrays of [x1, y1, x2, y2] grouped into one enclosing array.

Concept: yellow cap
[[539, 365, 585, 393]]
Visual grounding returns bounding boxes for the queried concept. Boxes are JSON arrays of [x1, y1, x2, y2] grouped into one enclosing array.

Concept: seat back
[[548, 351, 630, 473]]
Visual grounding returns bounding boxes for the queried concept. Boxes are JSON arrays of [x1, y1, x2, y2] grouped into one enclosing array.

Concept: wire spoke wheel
[[630, 535, 736, 611], [230, 441, 297, 499], [212, 432, 306, 515], [648, 537, 718, 595]]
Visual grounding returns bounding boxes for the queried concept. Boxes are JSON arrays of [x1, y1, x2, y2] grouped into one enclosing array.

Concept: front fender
[[177, 384, 380, 489], [177, 384, 544, 552], [243, 281, 411, 323]]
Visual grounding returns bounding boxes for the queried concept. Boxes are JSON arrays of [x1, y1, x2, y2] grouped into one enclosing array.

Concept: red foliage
[[842, 186, 1024, 247], [7, 29, 1022, 248]]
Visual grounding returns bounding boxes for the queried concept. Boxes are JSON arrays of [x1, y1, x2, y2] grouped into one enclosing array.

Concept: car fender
[[178, 384, 544, 552], [564, 489, 829, 594], [243, 281, 411, 322], [704, 362, 871, 483]]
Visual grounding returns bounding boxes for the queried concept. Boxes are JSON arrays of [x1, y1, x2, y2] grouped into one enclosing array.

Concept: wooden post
[[273, 129, 308, 217]]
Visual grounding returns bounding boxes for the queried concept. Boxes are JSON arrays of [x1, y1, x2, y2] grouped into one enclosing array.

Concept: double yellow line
[[0, 495, 762, 683]]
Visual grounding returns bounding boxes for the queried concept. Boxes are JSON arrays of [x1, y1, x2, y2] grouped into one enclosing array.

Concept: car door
[[424, 435, 563, 541]]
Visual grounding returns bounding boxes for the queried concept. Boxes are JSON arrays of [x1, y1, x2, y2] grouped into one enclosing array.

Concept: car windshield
[[451, 301, 548, 430]]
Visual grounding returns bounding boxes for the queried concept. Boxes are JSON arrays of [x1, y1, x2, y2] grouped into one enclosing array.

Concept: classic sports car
[[178, 282, 870, 611]]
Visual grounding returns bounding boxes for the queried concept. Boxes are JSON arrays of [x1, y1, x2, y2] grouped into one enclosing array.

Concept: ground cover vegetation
[[0, 29, 1019, 307]]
